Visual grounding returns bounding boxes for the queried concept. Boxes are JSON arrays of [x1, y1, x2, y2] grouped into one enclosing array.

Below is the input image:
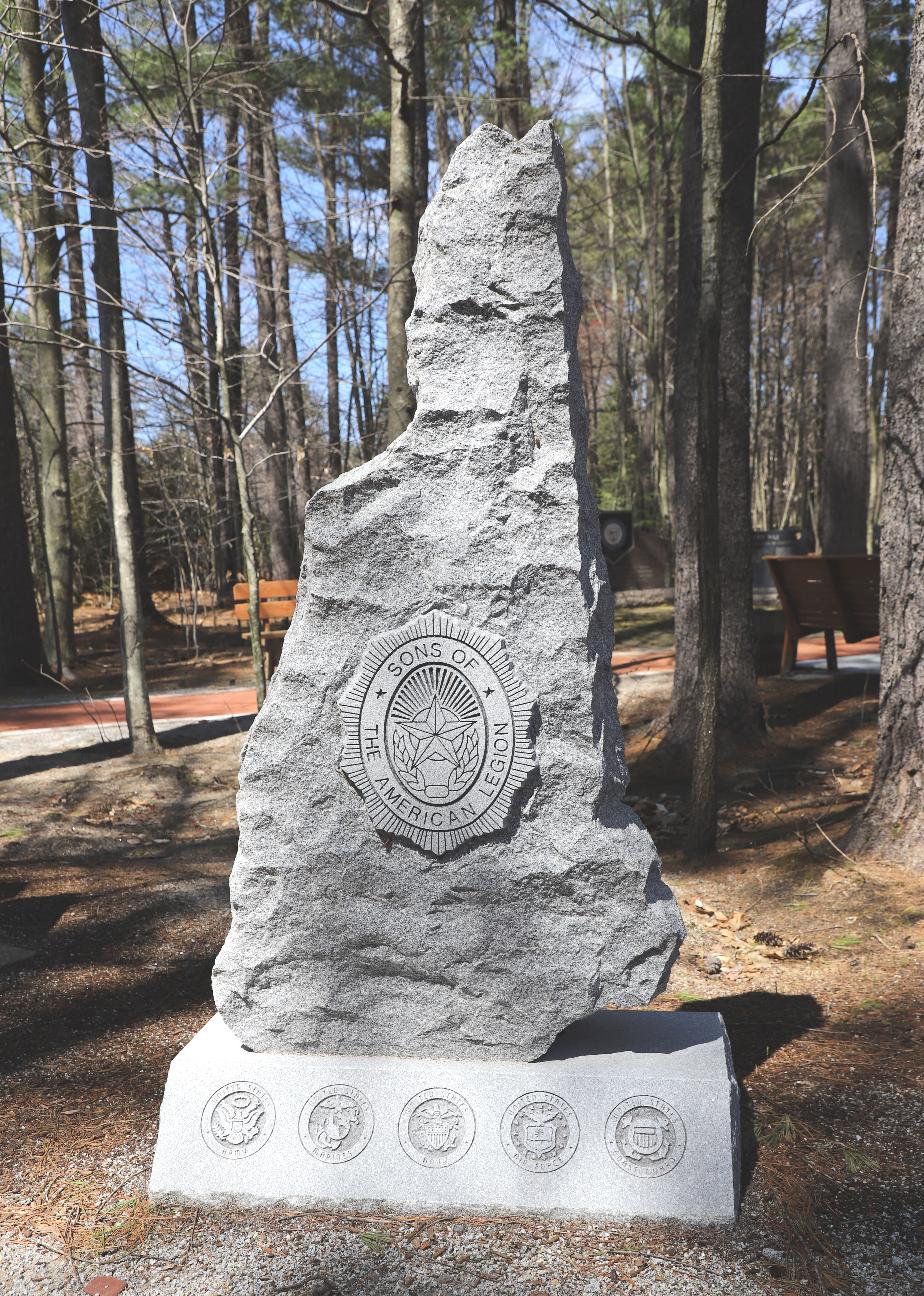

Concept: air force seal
[[338, 612, 536, 855]]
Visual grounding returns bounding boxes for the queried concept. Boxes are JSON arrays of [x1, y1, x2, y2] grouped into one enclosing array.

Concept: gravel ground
[[3, 1206, 922, 1296], [2, 1136, 922, 1296]]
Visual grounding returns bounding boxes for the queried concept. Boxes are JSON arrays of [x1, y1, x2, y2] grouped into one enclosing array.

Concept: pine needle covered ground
[[0, 663, 921, 1295]]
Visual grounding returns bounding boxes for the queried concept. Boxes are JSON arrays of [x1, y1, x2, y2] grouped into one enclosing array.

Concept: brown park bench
[[233, 579, 298, 681], [763, 555, 879, 674]]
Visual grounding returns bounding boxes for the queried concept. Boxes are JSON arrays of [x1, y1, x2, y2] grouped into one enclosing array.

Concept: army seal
[[338, 612, 535, 855], [200, 1080, 275, 1160]]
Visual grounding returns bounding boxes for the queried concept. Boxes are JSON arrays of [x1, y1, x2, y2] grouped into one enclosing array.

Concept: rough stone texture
[[150, 1011, 738, 1222], [212, 120, 684, 1061]]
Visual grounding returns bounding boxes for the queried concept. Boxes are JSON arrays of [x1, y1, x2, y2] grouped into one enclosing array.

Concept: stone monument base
[[149, 1010, 739, 1222]]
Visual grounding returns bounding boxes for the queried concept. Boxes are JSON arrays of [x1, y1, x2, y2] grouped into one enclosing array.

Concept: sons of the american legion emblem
[[338, 612, 535, 855]]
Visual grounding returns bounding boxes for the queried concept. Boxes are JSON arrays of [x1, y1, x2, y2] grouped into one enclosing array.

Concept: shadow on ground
[[0, 714, 255, 782], [678, 990, 824, 1195]]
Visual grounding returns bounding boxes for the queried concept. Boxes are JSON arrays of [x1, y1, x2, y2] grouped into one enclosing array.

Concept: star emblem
[[375, 687, 385, 698], [400, 697, 475, 768]]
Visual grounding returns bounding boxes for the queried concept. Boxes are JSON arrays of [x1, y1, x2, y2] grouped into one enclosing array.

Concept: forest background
[[0, 0, 919, 858]]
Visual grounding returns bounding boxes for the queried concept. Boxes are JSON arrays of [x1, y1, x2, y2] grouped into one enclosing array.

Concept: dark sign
[[599, 510, 634, 563]]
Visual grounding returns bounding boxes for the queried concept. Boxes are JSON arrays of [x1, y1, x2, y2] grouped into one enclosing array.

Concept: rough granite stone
[[212, 119, 684, 1061]]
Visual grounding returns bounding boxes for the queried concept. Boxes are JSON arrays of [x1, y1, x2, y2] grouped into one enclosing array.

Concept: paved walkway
[[0, 685, 256, 734], [611, 633, 880, 675], [0, 634, 880, 736]]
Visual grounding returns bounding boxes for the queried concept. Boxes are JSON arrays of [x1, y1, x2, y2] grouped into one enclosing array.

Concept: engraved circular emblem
[[398, 1087, 476, 1168], [200, 1080, 275, 1159], [298, 1084, 374, 1163], [338, 612, 535, 855], [605, 1096, 686, 1177], [500, 1091, 580, 1173]]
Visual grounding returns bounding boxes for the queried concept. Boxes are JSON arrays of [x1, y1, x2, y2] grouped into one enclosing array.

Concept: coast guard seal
[[338, 612, 535, 855]]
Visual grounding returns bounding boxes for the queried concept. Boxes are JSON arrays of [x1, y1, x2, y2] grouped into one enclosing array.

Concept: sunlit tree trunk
[[668, 0, 766, 769], [47, 19, 98, 468], [432, 0, 453, 177], [258, 3, 311, 521], [16, 0, 75, 677], [183, 0, 266, 704], [494, 0, 524, 136], [61, 0, 159, 755], [222, 71, 245, 582], [868, 0, 910, 542], [231, 0, 297, 576], [312, 116, 342, 479], [385, 0, 420, 444]]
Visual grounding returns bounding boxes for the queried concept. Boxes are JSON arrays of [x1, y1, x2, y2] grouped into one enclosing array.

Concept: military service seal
[[200, 1080, 275, 1160], [605, 1096, 686, 1177], [338, 612, 535, 855], [298, 1084, 374, 1163], [398, 1087, 476, 1168], [500, 1091, 580, 1173]]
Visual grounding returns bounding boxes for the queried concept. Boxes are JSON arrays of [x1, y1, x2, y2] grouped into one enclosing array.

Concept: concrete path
[[0, 633, 879, 742], [610, 634, 880, 676], [0, 685, 256, 734]]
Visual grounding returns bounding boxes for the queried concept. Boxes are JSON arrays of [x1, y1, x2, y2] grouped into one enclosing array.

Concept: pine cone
[[785, 942, 817, 960], [753, 930, 784, 947]]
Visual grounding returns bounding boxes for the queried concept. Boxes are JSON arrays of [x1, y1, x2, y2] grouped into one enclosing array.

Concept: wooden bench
[[763, 555, 879, 674], [233, 579, 298, 681]]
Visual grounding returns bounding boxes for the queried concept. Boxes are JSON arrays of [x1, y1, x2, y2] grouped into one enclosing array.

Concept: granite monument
[[150, 120, 739, 1221]]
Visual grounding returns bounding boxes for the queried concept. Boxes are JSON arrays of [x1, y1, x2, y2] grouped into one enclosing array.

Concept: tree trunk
[[61, 0, 160, 755], [433, 20, 452, 177], [0, 258, 43, 686], [869, 1, 910, 542], [312, 117, 343, 479], [850, 0, 924, 863], [716, 0, 767, 743], [686, 0, 727, 854], [494, 0, 524, 136], [258, 5, 311, 526], [411, 0, 429, 221], [16, 0, 76, 677], [47, 22, 98, 467], [222, 73, 245, 580], [385, 0, 420, 444], [664, 0, 705, 759], [181, 0, 266, 704], [820, 0, 870, 554], [177, 1, 222, 594], [231, 0, 297, 577]]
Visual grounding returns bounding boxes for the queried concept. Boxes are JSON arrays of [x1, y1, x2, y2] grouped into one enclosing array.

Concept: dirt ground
[[0, 664, 922, 1294], [3, 594, 254, 707]]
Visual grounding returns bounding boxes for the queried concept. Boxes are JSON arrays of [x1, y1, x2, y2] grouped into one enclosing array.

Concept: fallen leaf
[[83, 1280, 127, 1296]]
